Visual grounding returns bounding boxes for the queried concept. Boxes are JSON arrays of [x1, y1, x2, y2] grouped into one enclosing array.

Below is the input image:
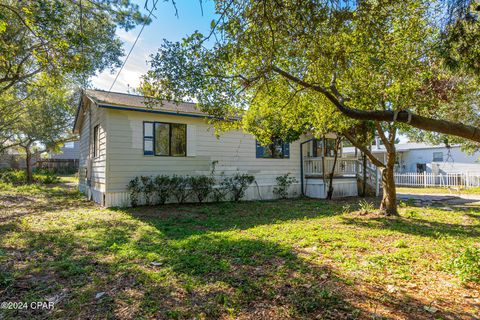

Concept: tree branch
[[343, 131, 385, 168], [375, 122, 393, 153], [271, 65, 480, 143]]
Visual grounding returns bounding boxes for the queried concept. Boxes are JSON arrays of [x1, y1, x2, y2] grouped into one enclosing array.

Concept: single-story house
[[343, 140, 480, 174], [73, 90, 364, 207]]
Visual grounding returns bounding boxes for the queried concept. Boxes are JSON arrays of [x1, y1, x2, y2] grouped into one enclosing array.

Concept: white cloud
[[90, 29, 151, 93], [117, 29, 139, 44]]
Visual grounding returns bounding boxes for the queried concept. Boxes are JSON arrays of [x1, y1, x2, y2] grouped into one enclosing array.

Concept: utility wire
[[107, 0, 159, 93]]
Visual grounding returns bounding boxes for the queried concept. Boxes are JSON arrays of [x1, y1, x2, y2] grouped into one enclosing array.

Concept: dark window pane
[[273, 143, 283, 158], [256, 140, 285, 158], [325, 139, 336, 157], [263, 145, 273, 158], [171, 123, 186, 156], [155, 123, 170, 156], [94, 125, 99, 157]]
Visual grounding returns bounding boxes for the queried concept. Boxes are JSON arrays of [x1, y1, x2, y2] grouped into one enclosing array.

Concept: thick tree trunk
[[379, 151, 398, 216]]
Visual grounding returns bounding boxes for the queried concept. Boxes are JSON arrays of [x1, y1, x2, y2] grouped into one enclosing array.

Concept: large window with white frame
[[143, 121, 186, 157]]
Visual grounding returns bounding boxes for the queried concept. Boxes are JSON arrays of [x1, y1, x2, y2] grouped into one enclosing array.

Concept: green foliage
[[169, 175, 190, 204], [140, 176, 155, 205], [153, 175, 172, 205], [212, 180, 229, 203], [0, 168, 26, 185], [139, 0, 480, 150], [189, 175, 215, 203], [0, 0, 150, 94], [127, 177, 142, 207], [358, 200, 375, 215], [33, 171, 60, 184], [441, 2, 480, 76], [0, 168, 59, 185], [450, 246, 480, 282], [128, 172, 255, 205], [222, 173, 255, 202], [1, 0, 150, 161], [273, 173, 298, 199]]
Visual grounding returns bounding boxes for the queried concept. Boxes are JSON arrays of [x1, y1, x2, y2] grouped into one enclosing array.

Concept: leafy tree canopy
[[139, 0, 480, 146], [0, 0, 150, 94]]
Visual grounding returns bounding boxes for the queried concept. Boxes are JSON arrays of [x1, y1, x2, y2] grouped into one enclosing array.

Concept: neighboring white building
[[344, 141, 480, 174], [73, 90, 362, 207]]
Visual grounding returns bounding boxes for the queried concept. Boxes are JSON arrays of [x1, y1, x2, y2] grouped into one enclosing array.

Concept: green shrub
[[0, 168, 59, 185], [33, 170, 60, 184], [127, 177, 142, 207], [358, 200, 375, 215], [273, 173, 298, 199], [140, 176, 155, 205], [170, 175, 190, 203], [189, 175, 215, 203], [450, 247, 480, 283], [212, 182, 228, 202], [223, 173, 255, 201], [153, 175, 172, 205], [0, 168, 27, 185]]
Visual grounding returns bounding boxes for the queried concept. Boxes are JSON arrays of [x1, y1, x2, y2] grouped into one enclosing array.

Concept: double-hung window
[[143, 121, 186, 157]]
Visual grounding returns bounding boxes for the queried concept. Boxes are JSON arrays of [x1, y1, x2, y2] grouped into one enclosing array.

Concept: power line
[[107, 0, 159, 93]]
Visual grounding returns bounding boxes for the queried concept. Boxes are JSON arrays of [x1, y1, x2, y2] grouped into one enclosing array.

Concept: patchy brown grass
[[0, 180, 479, 319]]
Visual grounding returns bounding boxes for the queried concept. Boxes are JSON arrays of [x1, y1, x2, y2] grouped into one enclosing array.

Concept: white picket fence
[[394, 172, 480, 188]]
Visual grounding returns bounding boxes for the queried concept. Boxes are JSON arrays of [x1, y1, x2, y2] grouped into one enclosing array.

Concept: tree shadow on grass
[[120, 199, 345, 241], [341, 214, 480, 239], [0, 187, 92, 223], [1, 197, 477, 319]]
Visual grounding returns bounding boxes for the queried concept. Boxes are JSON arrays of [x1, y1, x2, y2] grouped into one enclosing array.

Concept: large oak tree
[[139, 0, 480, 215], [0, 0, 151, 165]]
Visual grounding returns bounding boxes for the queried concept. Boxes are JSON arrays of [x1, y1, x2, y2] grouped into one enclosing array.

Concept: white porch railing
[[394, 172, 480, 188], [304, 157, 358, 176]]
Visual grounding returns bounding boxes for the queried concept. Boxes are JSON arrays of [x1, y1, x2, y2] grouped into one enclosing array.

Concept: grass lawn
[[1, 179, 479, 319], [397, 186, 480, 196]]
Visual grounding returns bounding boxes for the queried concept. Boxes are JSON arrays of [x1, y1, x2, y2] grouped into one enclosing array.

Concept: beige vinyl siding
[[78, 100, 108, 198], [105, 109, 302, 196]]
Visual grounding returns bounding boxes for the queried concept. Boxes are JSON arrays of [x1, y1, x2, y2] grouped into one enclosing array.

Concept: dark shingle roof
[[85, 89, 205, 116]]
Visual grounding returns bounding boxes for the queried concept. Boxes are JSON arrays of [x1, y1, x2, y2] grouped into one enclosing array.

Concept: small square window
[[433, 152, 443, 162]]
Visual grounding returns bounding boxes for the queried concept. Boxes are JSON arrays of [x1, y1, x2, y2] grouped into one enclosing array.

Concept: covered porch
[[303, 157, 359, 178], [300, 136, 379, 198]]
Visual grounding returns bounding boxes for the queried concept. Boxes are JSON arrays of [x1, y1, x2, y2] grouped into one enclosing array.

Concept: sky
[[91, 0, 217, 93]]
